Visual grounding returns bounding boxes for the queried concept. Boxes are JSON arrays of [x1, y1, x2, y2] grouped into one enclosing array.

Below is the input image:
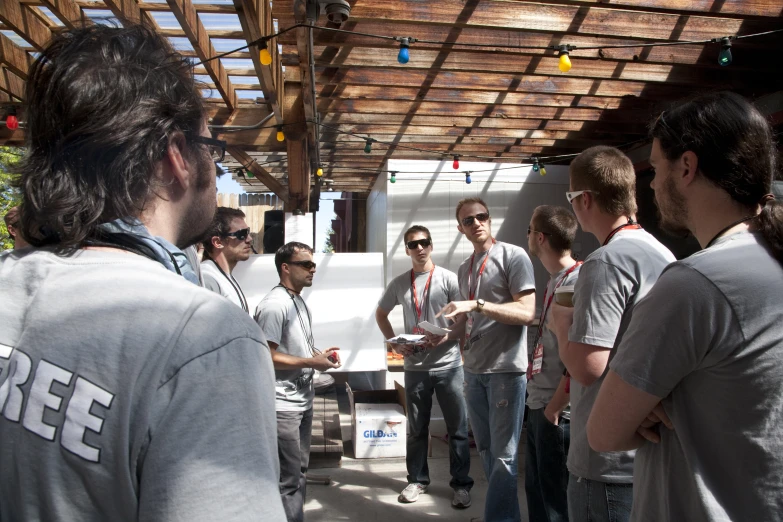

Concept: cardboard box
[[346, 382, 407, 459]]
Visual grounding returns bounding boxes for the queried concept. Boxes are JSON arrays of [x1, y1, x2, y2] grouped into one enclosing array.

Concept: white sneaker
[[398, 483, 428, 503], [452, 488, 471, 508]]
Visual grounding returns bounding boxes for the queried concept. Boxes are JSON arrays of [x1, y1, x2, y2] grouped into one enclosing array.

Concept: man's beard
[[656, 176, 690, 237], [178, 156, 217, 249]]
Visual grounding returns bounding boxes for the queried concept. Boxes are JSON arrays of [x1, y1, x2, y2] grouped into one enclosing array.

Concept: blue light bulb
[[465, 173, 472, 184], [398, 46, 410, 64]]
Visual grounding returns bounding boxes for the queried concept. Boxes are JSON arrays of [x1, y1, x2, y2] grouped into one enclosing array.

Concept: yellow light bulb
[[316, 168, 323, 177], [540, 166, 547, 176], [260, 47, 272, 66], [559, 53, 572, 73], [276, 130, 285, 142]]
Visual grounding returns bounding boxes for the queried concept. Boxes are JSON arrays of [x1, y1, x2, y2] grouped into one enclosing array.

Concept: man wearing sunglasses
[[0, 24, 284, 521], [255, 242, 341, 522], [201, 207, 253, 312], [548, 146, 674, 522], [438, 197, 537, 522], [376, 225, 473, 508]]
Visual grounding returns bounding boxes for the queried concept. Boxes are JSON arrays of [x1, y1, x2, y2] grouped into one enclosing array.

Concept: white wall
[[366, 159, 599, 333]]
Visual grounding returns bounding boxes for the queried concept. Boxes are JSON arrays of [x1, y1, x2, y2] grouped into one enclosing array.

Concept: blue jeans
[[567, 474, 633, 522], [405, 366, 473, 490], [464, 371, 527, 522], [525, 408, 570, 522], [277, 408, 313, 522]]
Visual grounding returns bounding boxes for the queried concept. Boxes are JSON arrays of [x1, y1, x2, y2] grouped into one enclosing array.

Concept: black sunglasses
[[460, 213, 490, 227], [190, 135, 227, 163], [527, 227, 551, 236], [289, 260, 317, 270], [406, 238, 432, 250], [224, 227, 251, 241]]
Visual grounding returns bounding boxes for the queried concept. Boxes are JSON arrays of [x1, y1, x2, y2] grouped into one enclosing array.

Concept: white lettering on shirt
[[22, 360, 74, 441], [0, 349, 32, 422], [62, 377, 114, 463]]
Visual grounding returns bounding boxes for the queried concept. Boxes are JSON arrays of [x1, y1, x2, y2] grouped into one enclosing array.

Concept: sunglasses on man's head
[[289, 260, 317, 270], [406, 238, 432, 250], [460, 213, 490, 227], [224, 227, 251, 241]]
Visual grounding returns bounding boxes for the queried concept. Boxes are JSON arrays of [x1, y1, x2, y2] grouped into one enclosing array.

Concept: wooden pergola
[[1, 0, 782, 211]]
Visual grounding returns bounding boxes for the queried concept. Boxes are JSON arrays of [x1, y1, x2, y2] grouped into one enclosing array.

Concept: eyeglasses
[[224, 227, 251, 241], [190, 135, 227, 163], [527, 227, 551, 236], [460, 213, 490, 227], [566, 190, 599, 204], [406, 238, 431, 250], [289, 260, 317, 270]]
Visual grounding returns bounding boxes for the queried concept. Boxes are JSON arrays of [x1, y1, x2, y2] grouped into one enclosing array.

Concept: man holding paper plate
[[376, 225, 474, 509]]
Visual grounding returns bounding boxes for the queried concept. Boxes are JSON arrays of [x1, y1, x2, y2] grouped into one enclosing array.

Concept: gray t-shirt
[[526, 263, 581, 410], [457, 241, 536, 373], [612, 231, 783, 521], [202, 259, 249, 312], [255, 286, 315, 412], [378, 266, 462, 371], [567, 228, 675, 483], [0, 249, 285, 522]]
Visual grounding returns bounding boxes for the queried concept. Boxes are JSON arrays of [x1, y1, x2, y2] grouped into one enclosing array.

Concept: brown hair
[[569, 146, 637, 217], [404, 225, 432, 244], [201, 207, 246, 255], [532, 205, 578, 254], [455, 197, 489, 222]]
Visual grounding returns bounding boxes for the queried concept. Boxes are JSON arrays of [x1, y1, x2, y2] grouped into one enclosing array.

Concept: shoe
[[452, 488, 471, 509], [398, 483, 427, 503]]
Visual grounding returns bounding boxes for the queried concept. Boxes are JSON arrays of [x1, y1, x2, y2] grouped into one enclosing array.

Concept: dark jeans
[[277, 408, 313, 522], [525, 407, 570, 522], [567, 473, 633, 522], [405, 366, 473, 490]]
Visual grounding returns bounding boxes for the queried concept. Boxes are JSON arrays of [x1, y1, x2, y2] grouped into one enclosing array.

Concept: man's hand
[[422, 332, 449, 349], [543, 405, 561, 426], [389, 343, 414, 356], [311, 347, 341, 371], [636, 402, 673, 443], [548, 302, 574, 341], [436, 301, 476, 322]]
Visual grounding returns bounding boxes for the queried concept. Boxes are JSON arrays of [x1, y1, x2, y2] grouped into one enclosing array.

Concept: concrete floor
[[304, 384, 529, 522]]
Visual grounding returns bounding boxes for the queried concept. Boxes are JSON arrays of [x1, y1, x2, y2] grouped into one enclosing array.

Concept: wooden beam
[[232, 0, 284, 122], [0, 0, 53, 51], [286, 137, 310, 211], [101, 0, 152, 25], [39, 0, 87, 29], [166, 0, 235, 109], [227, 145, 289, 202], [0, 33, 29, 79], [0, 66, 25, 101]]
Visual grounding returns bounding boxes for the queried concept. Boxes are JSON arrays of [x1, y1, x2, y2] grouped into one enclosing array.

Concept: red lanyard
[[603, 221, 642, 246], [411, 265, 436, 322], [533, 261, 582, 347], [468, 239, 496, 300]]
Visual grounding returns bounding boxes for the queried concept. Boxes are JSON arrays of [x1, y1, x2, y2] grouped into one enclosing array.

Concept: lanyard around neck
[[411, 265, 436, 322], [603, 220, 642, 246], [533, 261, 582, 346], [468, 239, 496, 300], [210, 259, 248, 312]]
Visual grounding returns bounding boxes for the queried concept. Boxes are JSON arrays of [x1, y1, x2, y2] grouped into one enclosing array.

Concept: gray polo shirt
[[612, 231, 783, 521], [567, 228, 674, 483], [0, 249, 285, 521], [457, 241, 536, 374], [378, 266, 462, 371], [255, 286, 316, 412], [526, 263, 581, 410]]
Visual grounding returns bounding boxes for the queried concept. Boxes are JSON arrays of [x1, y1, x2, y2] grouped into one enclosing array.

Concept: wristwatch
[[476, 299, 485, 313]]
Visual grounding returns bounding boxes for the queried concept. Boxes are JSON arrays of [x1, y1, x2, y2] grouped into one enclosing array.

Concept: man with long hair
[[0, 24, 284, 521], [589, 92, 783, 521]]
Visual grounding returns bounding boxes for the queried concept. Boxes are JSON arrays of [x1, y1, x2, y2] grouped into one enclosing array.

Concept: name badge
[[531, 343, 544, 376]]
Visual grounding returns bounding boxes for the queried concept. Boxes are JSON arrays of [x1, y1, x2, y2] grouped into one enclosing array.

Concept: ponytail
[[756, 200, 783, 264]]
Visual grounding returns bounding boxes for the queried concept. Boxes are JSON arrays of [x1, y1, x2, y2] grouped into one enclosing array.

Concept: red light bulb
[[453, 156, 459, 170], [6, 115, 19, 130]]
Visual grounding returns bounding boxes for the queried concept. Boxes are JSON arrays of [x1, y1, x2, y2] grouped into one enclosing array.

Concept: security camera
[[316, 0, 351, 24]]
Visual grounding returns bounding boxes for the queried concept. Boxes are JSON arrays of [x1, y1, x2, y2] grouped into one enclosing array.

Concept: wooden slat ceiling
[[1, 0, 782, 195]]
